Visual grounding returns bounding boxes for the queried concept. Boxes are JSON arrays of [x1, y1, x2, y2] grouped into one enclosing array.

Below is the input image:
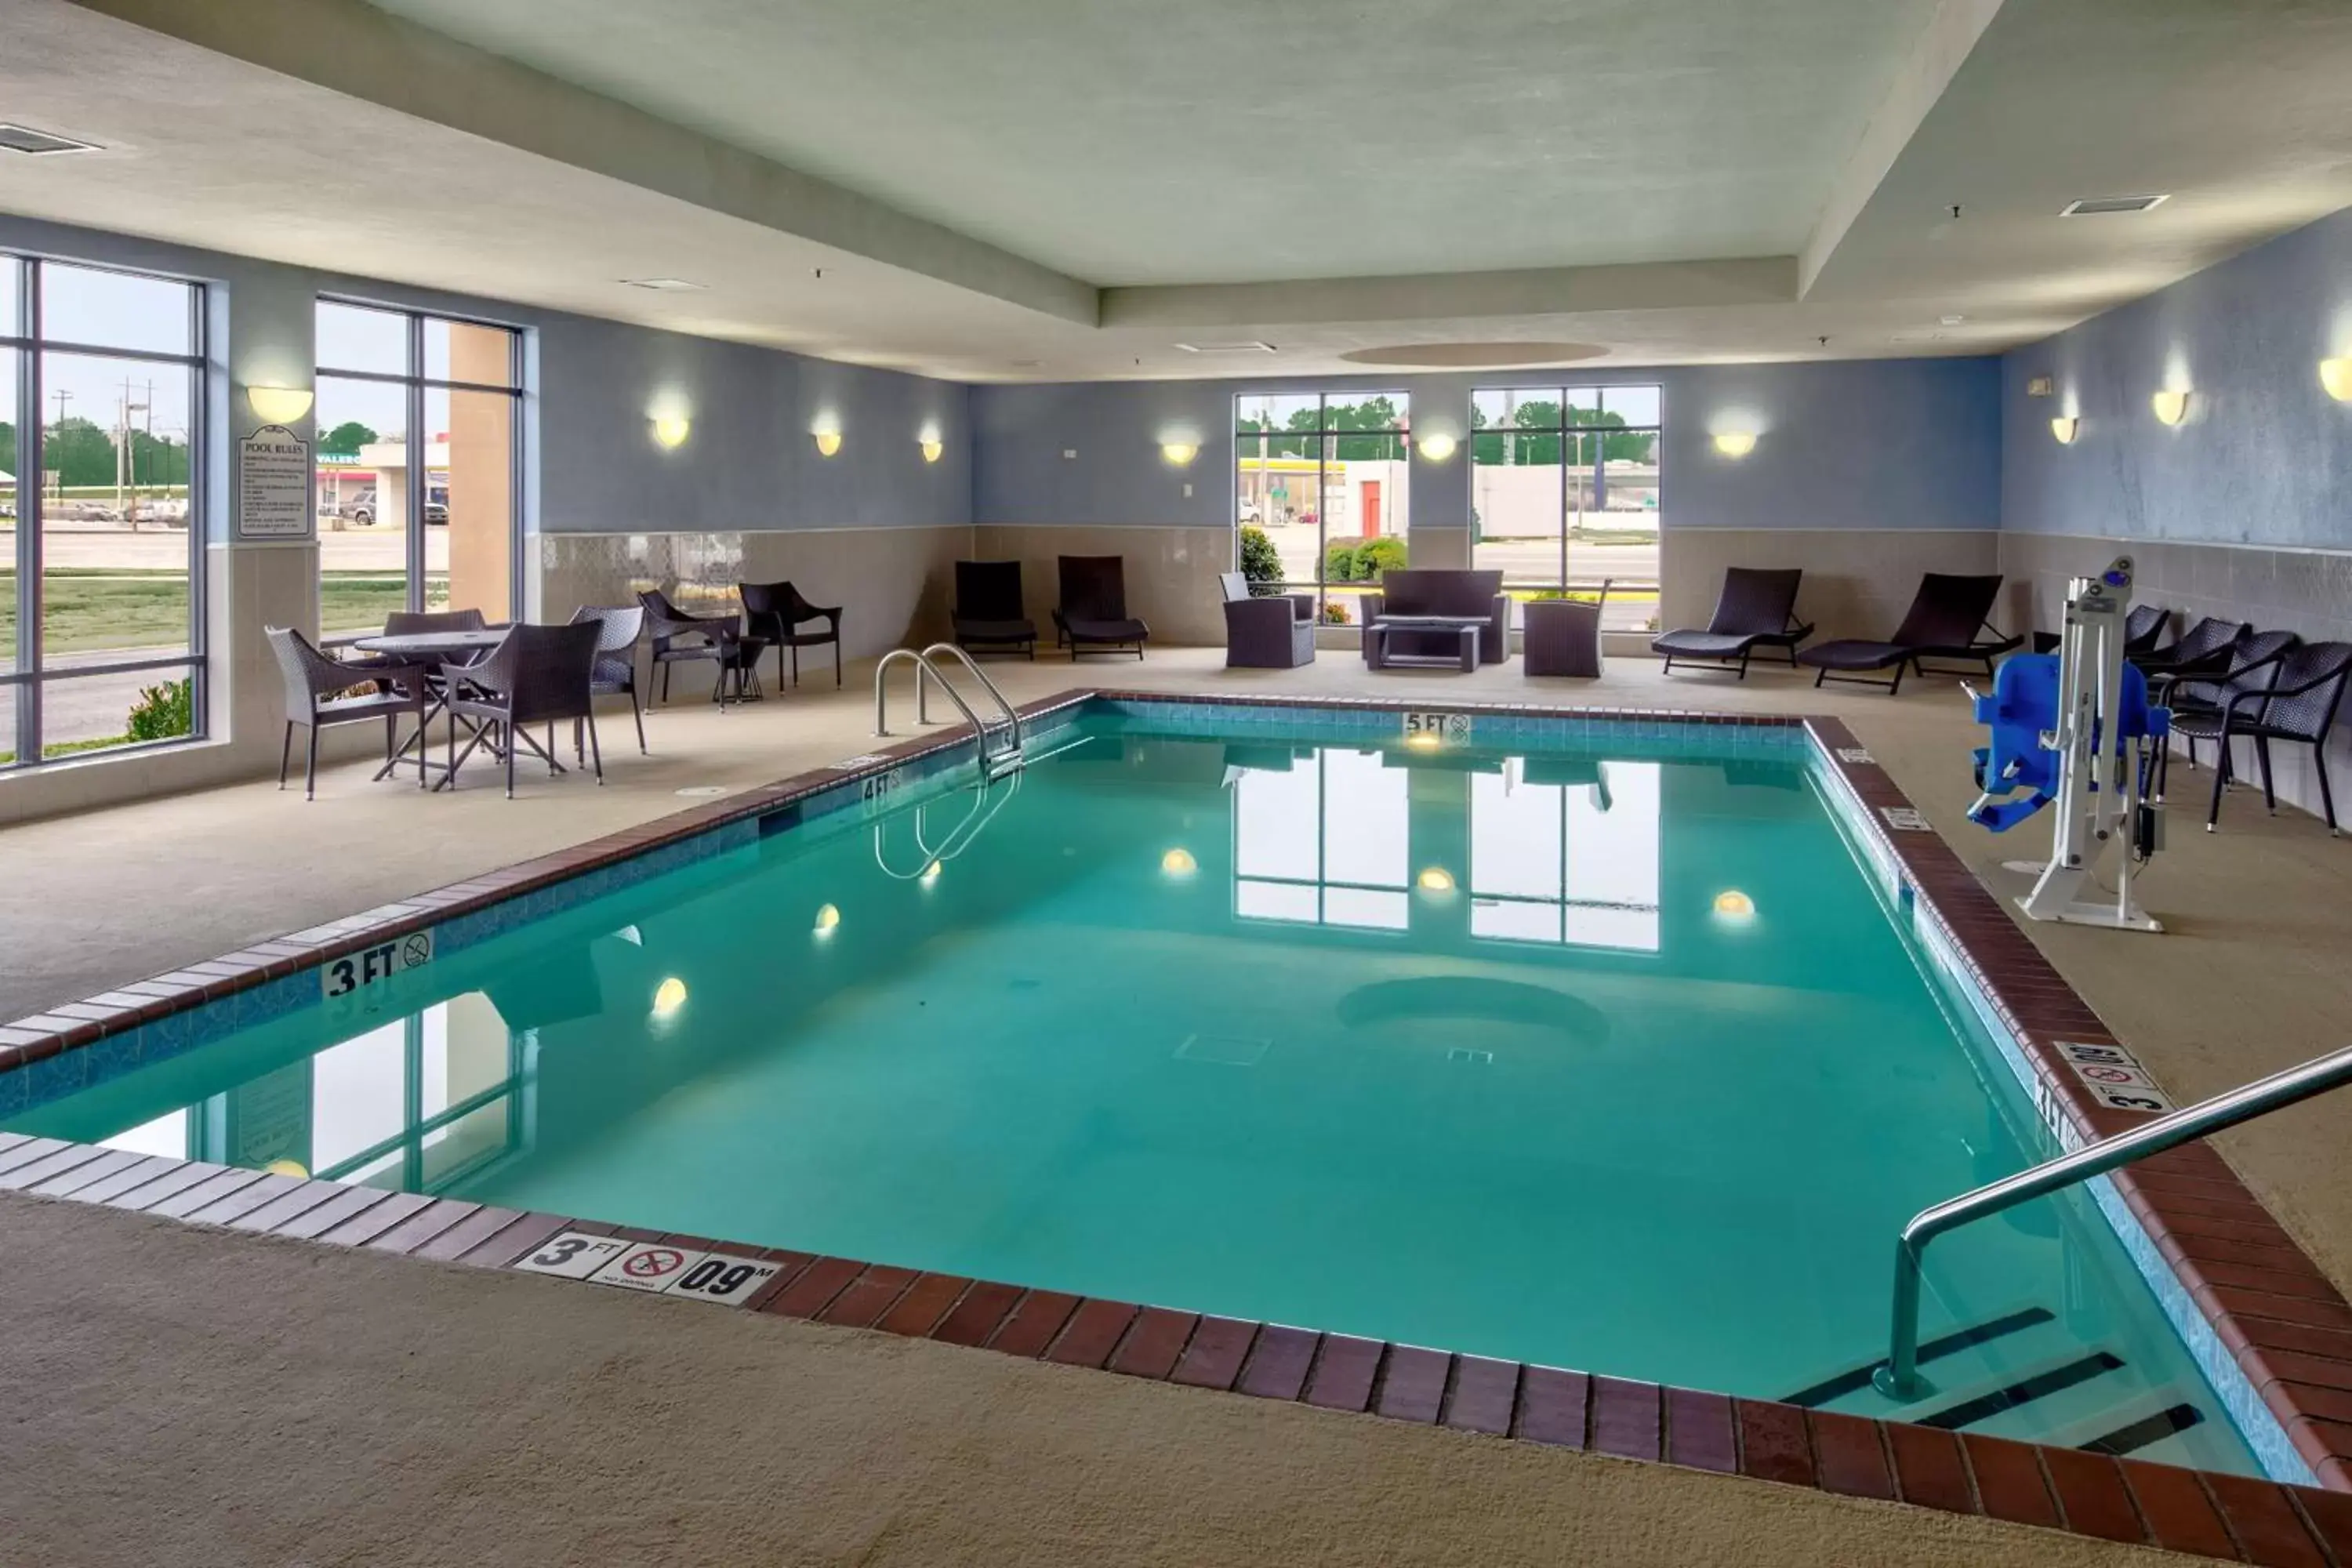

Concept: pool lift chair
[[1965, 555, 2169, 933]]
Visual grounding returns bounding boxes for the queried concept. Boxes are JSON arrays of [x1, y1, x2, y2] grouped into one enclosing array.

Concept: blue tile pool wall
[[0, 729, 1003, 1121], [1803, 730, 2313, 1486]]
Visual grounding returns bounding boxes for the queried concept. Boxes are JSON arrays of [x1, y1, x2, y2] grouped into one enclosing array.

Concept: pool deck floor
[[5, 646, 2350, 1565]]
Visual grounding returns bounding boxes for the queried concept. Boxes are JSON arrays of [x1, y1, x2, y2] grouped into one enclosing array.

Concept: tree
[[1237, 524, 1284, 595], [42, 417, 115, 487], [320, 420, 378, 459]]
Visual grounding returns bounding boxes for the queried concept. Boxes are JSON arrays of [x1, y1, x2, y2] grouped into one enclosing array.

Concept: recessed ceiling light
[[0, 122, 101, 156], [1174, 341, 1276, 355], [2060, 195, 2169, 216], [1940, 314, 1967, 326], [622, 278, 707, 292]]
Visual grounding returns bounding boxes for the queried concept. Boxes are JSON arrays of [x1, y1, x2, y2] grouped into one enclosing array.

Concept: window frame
[[1468, 384, 1664, 592], [1232, 390, 1411, 618], [314, 296, 525, 632], [3, 253, 209, 771]]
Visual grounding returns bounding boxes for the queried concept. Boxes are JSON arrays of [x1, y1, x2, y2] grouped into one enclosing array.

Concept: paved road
[[2, 522, 441, 572]]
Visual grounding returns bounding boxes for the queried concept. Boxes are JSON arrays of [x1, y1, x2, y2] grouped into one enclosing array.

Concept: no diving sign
[[515, 1232, 782, 1306]]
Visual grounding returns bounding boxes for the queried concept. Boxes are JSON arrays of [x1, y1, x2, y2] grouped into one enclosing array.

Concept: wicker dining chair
[[264, 626, 432, 799], [637, 587, 768, 708], [739, 579, 844, 687], [439, 622, 605, 797], [383, 608, 487, 637], [568, 604, 648, 756]]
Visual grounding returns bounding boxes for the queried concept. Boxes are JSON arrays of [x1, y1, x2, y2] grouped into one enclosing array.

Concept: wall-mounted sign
[[238, 423, 312, 539]]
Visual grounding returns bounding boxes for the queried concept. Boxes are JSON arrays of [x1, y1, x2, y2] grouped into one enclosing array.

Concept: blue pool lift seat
[[1967, 653, 2169, 832]]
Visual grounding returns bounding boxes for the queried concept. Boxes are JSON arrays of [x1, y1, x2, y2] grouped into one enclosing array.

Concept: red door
[[1360, 481, 1381, 539]]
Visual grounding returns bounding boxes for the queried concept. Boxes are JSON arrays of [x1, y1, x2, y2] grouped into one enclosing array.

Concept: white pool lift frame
[[2013, 554, 2164, 933]]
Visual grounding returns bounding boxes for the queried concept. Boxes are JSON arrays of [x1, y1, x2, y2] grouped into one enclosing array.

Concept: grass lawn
[[0, 569, 414, 653]]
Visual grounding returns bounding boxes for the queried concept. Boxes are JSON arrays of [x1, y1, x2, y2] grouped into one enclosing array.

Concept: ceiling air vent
[[1174, 341, 1277, 355], [2060, 195, 2169, 216], [0, 123, 101, 156]]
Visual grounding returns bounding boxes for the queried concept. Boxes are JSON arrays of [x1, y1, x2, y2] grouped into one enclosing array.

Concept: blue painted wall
[[2002, 207, 2352, 548], [972, 358, 2002, 533], [0, 212, 971, 540]]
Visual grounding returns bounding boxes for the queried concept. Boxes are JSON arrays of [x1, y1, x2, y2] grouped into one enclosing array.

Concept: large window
[[1232, 748, 1412, 931], [2, 256, 205, 768], [1470, 386, 1661, 632], [314, 300, 521, 636], [1234, 392, 1410, 626]]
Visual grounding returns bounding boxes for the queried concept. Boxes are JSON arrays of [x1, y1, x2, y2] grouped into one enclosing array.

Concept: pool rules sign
[[238, 423, 311, 539]]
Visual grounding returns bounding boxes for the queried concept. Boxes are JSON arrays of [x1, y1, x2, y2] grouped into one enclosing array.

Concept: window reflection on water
[[1229, 748, 1660, 952], [99, 993, 521, 1188]]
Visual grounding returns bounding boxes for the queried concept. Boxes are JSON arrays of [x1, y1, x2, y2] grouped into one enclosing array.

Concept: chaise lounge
[[1797, 573, 2020, 694], [952, 560, 1038, 659], [1053, 555, 1150, 659], [1652, 567, 1813, 677]]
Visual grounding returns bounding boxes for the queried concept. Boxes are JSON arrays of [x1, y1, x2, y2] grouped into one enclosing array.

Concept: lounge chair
[[1220, 571, 1315, 669], [953, 561, 1037, 659], [1652, 568, 1813, 677], [739, 580, 843, 688], [2170, 638, 2348, 833], [1797, 574, 2020, 693], [1054, 555, 1149, 659]]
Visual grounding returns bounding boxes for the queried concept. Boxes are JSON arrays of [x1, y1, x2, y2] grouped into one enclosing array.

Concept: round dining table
[[351, 626, 513, 786]]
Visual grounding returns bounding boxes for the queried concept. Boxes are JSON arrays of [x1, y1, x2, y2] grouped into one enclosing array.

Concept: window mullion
[[18, 261, 43, 762]]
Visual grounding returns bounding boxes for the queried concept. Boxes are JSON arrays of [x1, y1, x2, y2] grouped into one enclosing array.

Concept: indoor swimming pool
[[0, 699, 2276, 1475]]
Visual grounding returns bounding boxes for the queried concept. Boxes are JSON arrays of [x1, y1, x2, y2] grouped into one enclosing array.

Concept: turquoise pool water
[[8, 706, 2266, 1473]]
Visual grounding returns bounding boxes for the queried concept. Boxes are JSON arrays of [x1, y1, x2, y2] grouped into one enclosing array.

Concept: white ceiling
[[355, 0, 1944, 286], [9, 0, 2352, 382]]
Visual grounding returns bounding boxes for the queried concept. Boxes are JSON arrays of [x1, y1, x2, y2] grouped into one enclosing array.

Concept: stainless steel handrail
[[920, 642, 1024, 759], [873, 646, 1022, 774], [1875, 1042, 2352, 1399]]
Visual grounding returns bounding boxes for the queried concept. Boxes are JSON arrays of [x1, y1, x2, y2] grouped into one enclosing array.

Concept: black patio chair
[[953, 561, 1037, 659], [1797, 574, 2020, 693], [1652, 567, 1813, 677], [568, 604, 648, 757], [2034, 603, 2166, 658], [265, 626, 431, 800], [637, 588, 768, 708], [2154, 630, 2299, 800], [2132, 615, 2247, 687], [2172, 639, 2349, 833], [1054, 555, 1150, 659], [1220, 570, 1315, 669], [739, 579, 843, 688], [383, 608, 487, 637], [440, 621, 605, 798]]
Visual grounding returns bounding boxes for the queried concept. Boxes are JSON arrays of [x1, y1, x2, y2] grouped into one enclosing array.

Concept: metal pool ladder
[[1874, 1040, 2352, 1400], [873, 643, 1025, 777]]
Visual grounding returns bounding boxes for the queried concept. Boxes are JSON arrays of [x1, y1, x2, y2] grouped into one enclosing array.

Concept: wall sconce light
[[247, 385, 314, 424], [1416, 432, 1459, 463], [2050, 416, 2080, 445], [1711, 430, 1759, 459], [2322, 359, 2352, 402], [1160, 440, 1199, 466], [651, 416, 691, 449], [2151, 389, 2190, 427], [813, 428, 844, 457], [920, 437, 944, 463]]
